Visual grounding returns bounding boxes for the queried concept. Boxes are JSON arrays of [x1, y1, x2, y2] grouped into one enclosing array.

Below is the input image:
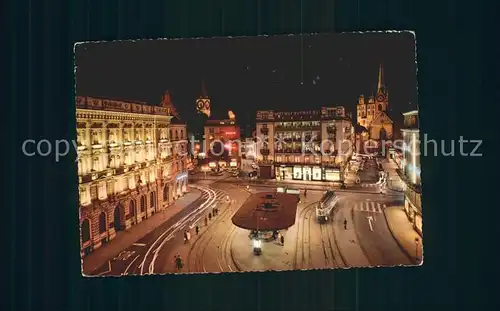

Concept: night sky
[[75, 32, 417, 129]]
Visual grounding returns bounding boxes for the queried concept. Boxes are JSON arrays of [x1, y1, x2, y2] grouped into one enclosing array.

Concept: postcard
[[74, 32, 422, 276]]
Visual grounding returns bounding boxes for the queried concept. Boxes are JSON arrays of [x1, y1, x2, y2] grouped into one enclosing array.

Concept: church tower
[[367, 95, 376, 123], [356, 95, 367, 127], [196, 79, 211, 117], [375, 64, 389, 113]]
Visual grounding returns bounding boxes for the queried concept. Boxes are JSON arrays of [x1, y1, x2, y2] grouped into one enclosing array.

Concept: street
[[84, 157, 419, 275]]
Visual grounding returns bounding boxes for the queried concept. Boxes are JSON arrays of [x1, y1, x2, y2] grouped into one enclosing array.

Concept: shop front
[[275, 165, 340, 182], [404, 187, 422, 236], [312, 166, 322, 181], [293, 166, 303, 180], [275, 166, 293, 180], [229, 158, 238, 168], [302, 167, 312, 181], [324, 168, 340, 181]]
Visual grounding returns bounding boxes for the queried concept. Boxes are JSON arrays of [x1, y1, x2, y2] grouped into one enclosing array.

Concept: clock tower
[[196, 79, 211, 117], [375, 64, 389, 113]]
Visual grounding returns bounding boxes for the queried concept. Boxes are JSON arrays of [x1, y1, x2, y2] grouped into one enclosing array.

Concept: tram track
[[319, 223, 334, 267], [187, 184, 244, 273], [128, 185, 216, 275], [322, 219, 347, 268], [217, 220, 239, 272], [293, 201, 318, 270], [187, 190, 231, 273], [212, 184, 247, 273]]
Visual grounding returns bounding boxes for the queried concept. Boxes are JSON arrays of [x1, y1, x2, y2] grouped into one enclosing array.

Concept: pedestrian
[[204, 217, 208, 226], [304, 189, 307, 198], [344, 218, 348, 230], [208, 213, 212, 221], [175, 255, 183, 272], [280, 235, 284, 246], [196, 225, 199, 235]]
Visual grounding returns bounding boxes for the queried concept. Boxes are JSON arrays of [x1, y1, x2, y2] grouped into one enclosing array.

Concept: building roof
[[402, 110, 419, 116], [371, 111, 394, 125], [160, 90, 181, 119], [76, 96, 172, 117], [231, 192, 298, 231]]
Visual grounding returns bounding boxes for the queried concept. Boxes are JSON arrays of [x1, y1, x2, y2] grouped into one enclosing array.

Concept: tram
[[316, 190, 339, 222]]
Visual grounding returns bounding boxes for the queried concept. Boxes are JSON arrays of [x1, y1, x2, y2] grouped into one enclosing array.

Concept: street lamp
[[415, 237, 420, 262]]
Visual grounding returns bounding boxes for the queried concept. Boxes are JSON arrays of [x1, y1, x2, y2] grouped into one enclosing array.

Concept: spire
[[161, 90, 180, 118], [162, 90, 172, 106], [377, 64, 385, 92], [201, 79, 207, 98]]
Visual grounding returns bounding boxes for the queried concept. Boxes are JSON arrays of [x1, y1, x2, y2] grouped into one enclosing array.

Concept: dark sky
[[75, 32, 417, 127]]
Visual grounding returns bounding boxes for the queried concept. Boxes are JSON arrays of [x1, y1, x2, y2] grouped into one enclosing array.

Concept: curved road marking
[[139, 186, 213, 275]]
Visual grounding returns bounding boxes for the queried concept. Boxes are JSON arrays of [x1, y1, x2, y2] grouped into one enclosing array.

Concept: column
[[102, 121, 109, 168], [132, 123, 138, 164], [85, 121, 92, 148], [118, 122, 124, 143], [141, 122, 146, 141], [118, 122, 125, 166], [153, 122, 159, 159], [91, 211, 102, 251]]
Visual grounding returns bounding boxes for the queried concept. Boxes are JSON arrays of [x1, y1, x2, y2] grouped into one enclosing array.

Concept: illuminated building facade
[[356, 64, 393, 140], [169, 119, 190, 197], [76, 94, 187, 257], [401, 110, 422, 235], [203, 119, 241, 167], [241, 138, 257, 160], [255, 107, 354, 181]]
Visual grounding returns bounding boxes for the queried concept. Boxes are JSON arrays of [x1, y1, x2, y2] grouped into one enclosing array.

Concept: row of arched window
[[81, 191, 158, 243]]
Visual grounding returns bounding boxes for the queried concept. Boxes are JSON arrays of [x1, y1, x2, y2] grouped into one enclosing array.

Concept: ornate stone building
[[255, 106, 354, 181], [356, 64, 393, 140], [401, 110, 422, 236], [166, 91, 190, 197], [76, 93, 187, 257]]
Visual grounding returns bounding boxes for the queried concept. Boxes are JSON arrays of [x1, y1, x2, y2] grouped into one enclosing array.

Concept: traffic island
[[230, 227, 295, 272], [230, 191, 298, 271]]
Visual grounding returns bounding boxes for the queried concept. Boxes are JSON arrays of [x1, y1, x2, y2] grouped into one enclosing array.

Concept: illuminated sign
[[209, 162, 216, 167]]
